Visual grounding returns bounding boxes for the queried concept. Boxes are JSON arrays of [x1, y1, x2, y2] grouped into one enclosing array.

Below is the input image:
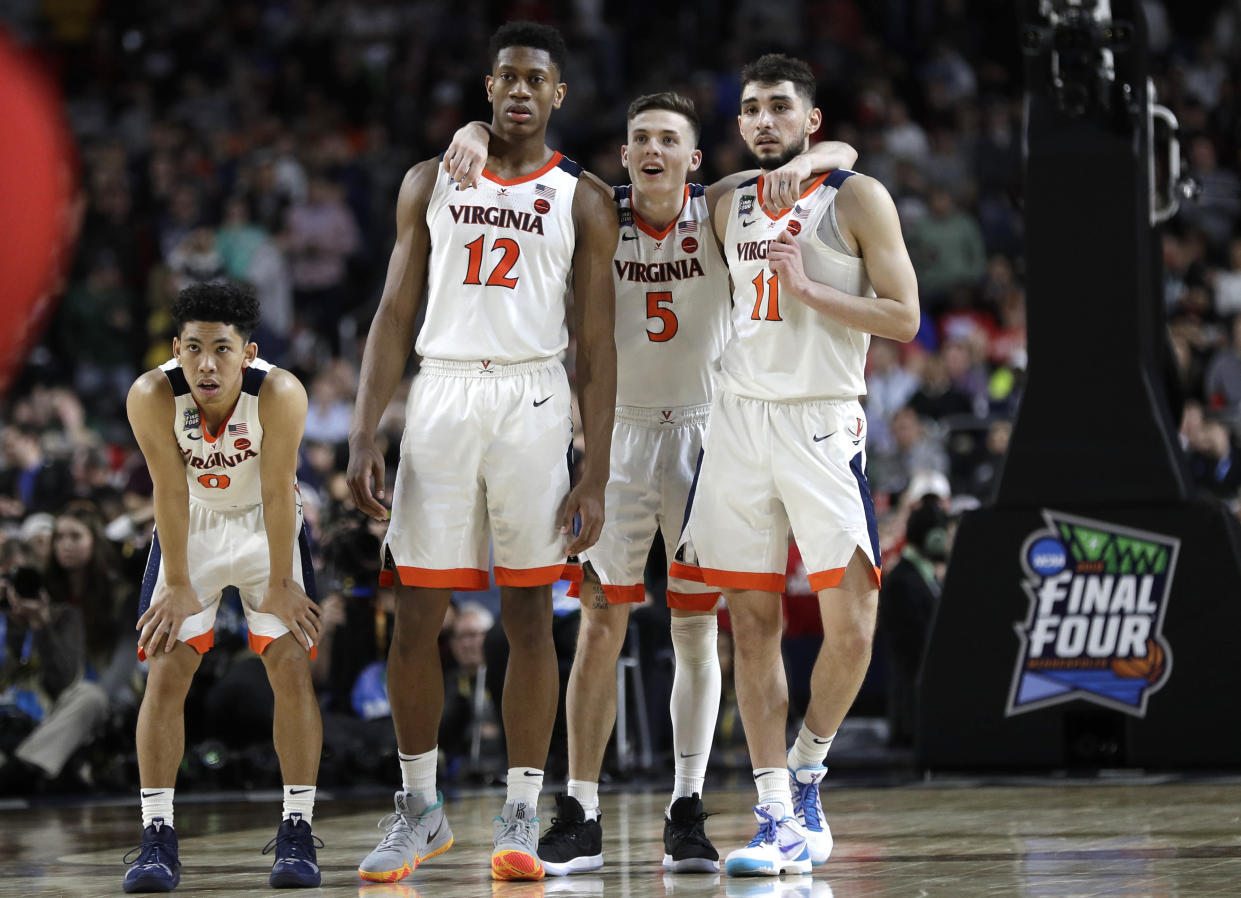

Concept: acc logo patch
[[681, 236, 698, 254], [233, 438, 251, 451], [1007, 511, 1178, 718], [786, 219, 802, 236], [533, 198, 550, 214]]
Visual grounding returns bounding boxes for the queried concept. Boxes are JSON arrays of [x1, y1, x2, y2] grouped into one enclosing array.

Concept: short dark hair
[[740, 53, 817, 107], [627, 92, 701, 144], [171, 282, 260, 342], [489, 21, 567, 77]]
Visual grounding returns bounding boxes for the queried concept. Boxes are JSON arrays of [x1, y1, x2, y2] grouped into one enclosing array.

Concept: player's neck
[[484, 129, 555, 181], [631, 184, 686, 232], [194, 390, 242, 435]]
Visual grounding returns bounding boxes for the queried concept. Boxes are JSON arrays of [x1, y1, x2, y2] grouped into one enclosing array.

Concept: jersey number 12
[[463, 236, 520, 289]]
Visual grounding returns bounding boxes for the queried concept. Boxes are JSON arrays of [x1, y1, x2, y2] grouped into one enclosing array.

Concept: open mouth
[[640, 164, 664, 177], [755, 134, 780, 149], [197, 380, 220, 397], [506, 104, 532, 122]]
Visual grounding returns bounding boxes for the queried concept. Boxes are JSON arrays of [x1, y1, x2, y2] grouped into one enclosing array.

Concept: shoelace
[[262, 827, 324, 859], [122, 838, 171, 868], [746, 808, 778, 848], [793, 780, 823, 830], [373, 812, 415, 850], [541, 814, 586, 847], [668, 808, 714, 849], [498, 813, 535, 845]]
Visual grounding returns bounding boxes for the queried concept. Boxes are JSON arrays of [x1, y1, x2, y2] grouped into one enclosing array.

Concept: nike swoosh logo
[[741, 218, 758, 227], [533, 396, 553, 407], [523, 770, 542, 776], [141, 791, 164, 799], [622, 232, 638, 241], [812, 738, 832, 744], [289, 788, 313, 794], [812, 432, 835, 442], [779, 837, 806, 854], [427, 821, 443, 842], [679, 751, 701, 759]]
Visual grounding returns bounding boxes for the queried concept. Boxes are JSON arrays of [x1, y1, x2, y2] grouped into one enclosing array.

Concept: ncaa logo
[[533, 198, 551, 214], [681, 236, 698, 254]]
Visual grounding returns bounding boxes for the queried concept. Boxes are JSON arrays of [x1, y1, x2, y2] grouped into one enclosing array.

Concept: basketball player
[[671, 54, 919, 877], [443, 95, 856, 875], [122, 283, 323, 892], [346, 22, 617, 884]]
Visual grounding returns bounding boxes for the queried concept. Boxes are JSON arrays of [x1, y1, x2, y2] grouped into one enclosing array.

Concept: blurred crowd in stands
[[2, 0, 1240, 794]]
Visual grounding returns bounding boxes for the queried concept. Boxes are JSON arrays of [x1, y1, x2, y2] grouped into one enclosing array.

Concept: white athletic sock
[[787, 724, 835, 771], [506, 767, 542, 809], [567, 778, 600, 820], [283, 785, 316, 824], [753, 768, 792, 819], [140, 788, 175, 829], [399, 747, 438, 799], [669, 614, 720, 803]]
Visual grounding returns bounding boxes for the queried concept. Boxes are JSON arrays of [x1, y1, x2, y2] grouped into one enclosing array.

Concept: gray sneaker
[[358, 791, 453, 883], [491, 800, 544, 881]]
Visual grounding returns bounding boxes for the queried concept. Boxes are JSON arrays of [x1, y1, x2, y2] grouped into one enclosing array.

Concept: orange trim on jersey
[[758, 172, 830, 221], [195, 398, 239, 445], [807, 564, 882, 592], [138, 629, 214, 662], [494, 564, 566, 587], [667, 589, 721, 612], [601, 583, 645, 605], [632, 185, 690, 240], [392, 566, 490, 591], [482, 151, 564, 186], [668, 561, 707, 583], [249, 632, 317, 660]]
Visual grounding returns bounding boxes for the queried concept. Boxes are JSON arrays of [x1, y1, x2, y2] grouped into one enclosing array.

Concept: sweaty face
[[174, 321, 256, 409], [485, 47, 565, 138], [738, 80, 821, 171], [622, 109, 702, 196]]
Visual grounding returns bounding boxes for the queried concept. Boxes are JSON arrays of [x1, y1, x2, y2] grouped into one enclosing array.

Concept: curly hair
[[740, 54, 817, 108], [627, 92, 701, 144], [171, 281, 260, 342], [488, 21, 567, 76]]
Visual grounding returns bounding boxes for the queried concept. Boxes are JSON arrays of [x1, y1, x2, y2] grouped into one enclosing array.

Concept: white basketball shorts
[[671, 390, 881, 592], [381, 357, 573, 591], [138, 496, 316, 660], [567, 404, 720, 611]]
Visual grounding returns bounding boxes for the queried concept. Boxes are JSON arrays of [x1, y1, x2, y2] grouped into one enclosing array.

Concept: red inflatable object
[[0, 28, 77, 396]]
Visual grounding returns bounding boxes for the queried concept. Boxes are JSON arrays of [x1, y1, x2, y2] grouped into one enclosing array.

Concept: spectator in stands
[[906, 188, 987, 306], [1188, 414, 1241, 499], [439, 602, 500, 771], [0, 425, 75, 519], [1205, 315, 1241, 410]]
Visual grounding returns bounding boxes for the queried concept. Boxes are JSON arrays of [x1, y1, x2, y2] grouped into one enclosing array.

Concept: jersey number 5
[[463, 236, 520, 289], [750, 271, 782, 321], [646, 291, 678, 342]]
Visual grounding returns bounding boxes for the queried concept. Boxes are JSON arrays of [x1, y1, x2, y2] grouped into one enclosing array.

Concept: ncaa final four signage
[[1007, 511, 1178, 718]]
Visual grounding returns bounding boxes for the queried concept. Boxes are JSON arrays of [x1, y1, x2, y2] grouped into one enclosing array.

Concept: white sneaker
[[789, 765, 833, 864], [723, 804, 812, 877]]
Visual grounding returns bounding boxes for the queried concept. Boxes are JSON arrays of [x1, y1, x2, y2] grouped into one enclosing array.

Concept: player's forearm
[[261, 487, 297, 584], [793, 279, 920, 343], [151, 482, 192, 585], [803, 139, 858, 172], [574, 337, 617, 488], [349, 305, 416, 443]]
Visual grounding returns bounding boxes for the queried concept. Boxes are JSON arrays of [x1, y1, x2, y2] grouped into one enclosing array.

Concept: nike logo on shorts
[[534, 395, 553, 407], [813, 432, 835, 442]]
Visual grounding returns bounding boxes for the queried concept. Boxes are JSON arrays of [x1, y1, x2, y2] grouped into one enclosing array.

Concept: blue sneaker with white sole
[[122, 818, 181, 893], [264, 813, 323, 888]]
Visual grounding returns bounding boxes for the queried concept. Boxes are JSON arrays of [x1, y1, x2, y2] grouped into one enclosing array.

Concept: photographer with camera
[[0, 505, 139, 792]]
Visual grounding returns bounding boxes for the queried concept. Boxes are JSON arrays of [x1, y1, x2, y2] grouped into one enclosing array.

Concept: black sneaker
[[536, 793, 603, 876], [263, 813, 324, 888], [662, 794, 719, 873], [122, 818, 181, 893]]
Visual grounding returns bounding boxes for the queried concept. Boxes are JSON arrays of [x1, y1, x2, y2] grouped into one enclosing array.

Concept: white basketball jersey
[[160, 357, 277, 510], [612, 184, 731, 408], [718, 170, 874, 401], [417, 152, 582, 362]]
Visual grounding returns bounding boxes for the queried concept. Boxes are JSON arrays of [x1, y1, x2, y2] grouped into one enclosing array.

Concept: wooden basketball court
[[3, 776, 1239, 896]]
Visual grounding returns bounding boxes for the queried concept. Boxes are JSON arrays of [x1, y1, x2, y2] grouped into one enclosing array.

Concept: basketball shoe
[[263, 813, 323, 888], [358, 791, 453, 883], [723, 803, 812, 877], [662, 793, 720, 873], [122, 818, 180, 893], [491, 800, 544, 880], [788, 765, 833, 864], [537, 793, 603, 876]]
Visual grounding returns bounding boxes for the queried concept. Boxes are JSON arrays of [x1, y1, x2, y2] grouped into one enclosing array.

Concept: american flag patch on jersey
[[228, 423, 248, 435], [677, 219, 698, 233], [534, 183, 556, 199], [792, 204, 811, 219]]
